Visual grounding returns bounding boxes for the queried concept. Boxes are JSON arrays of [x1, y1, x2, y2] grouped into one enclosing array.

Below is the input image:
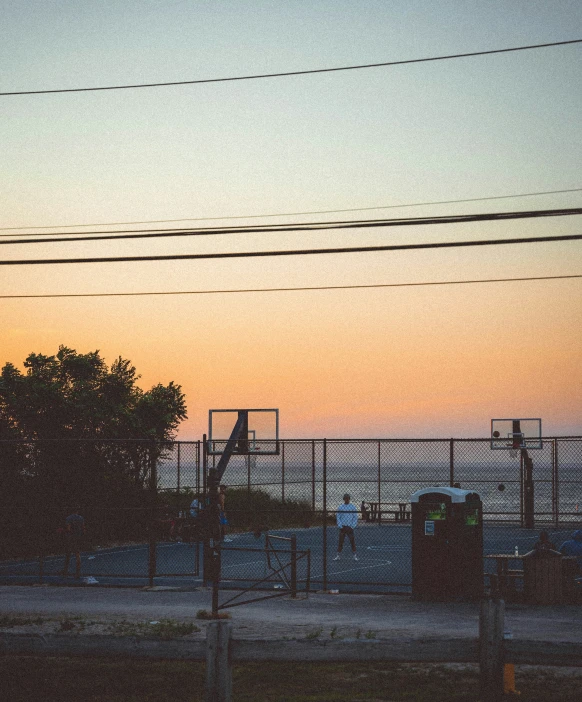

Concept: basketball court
[[1, 413, 579, 597], [1, 521, 577, 594]]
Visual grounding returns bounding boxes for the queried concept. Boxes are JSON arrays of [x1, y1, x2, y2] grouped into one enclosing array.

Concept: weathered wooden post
[[479, 597, 505, 702], [206, 620, 232, 702]]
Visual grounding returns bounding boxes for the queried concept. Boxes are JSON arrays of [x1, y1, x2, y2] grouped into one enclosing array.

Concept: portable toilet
[[410, 487, 483, 601]]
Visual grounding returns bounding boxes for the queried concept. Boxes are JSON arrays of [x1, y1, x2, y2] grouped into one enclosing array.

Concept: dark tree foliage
[[0, 347, 186, 441], [0, 347, 187, 552]]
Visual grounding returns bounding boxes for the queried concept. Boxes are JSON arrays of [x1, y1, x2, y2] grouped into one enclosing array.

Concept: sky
[[1, 1, 581, 440]]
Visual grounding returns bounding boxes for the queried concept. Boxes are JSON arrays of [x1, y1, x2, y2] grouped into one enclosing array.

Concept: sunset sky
[[1, 1, 581, 439]]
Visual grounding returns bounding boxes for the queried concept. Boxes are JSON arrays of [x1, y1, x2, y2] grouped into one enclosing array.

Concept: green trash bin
[[411, 487, 483, 601]]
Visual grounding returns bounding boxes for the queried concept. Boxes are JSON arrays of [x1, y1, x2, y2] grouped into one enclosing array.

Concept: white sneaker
[[353, 554, 359, 561], [223, 538, 233, 543], [333, 554, 341, 561]]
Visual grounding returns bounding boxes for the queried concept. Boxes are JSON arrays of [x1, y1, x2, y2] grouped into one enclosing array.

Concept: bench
[[364, 502, 410, 523]]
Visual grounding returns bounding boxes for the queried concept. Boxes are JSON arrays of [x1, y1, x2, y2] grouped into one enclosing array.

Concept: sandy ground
[[0, 585, 580, 644]]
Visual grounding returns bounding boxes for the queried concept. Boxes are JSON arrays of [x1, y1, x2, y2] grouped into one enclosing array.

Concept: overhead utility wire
[[2, 39, 580, 96], [2, 233, 581, 266], [2, 188, 581, 234], [1, 274, 580, 300], [3, 208, 581, 246]]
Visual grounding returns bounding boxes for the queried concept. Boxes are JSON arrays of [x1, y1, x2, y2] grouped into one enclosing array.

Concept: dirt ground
[[0, 584, 580, 644]]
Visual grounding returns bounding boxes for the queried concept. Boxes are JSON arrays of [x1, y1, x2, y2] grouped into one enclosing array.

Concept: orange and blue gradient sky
[[1, 2, 581, 439]]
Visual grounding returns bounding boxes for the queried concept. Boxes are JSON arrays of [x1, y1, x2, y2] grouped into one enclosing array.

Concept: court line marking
[[0, 542, 185, 569], [312, 560, 392, 578], [221, 560, 265, 570]]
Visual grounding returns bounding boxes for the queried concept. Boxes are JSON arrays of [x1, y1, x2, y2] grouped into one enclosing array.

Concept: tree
[[0, 346, 187, 511], [0, 346, 186, 441]]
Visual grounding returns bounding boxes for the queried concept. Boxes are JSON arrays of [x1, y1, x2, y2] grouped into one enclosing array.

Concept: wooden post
[[479, 597, 505, 702], [206, 620, 232, 702]]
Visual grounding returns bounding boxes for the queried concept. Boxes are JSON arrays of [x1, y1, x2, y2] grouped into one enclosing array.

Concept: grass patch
[[0, 657, 580, 701], [305, 627, 323, 640], [105, 619, 200, 639], [0, 615, 45, 628]]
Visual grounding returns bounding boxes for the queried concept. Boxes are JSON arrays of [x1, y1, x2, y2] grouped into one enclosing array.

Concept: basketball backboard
[[490, 418, 542, 450], [208, 409, 279, 456]]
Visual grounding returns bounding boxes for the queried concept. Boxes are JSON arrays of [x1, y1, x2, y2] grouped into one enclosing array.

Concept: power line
[[2, 187, 581, 233], [2, 208, 581, 246], [1, 274, 579, 300], [2, 233, 580, 266], [2, 39, 581, 96]]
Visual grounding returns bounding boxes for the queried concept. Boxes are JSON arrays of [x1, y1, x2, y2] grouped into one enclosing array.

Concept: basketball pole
[[513, 421, 535, 529], [206, 412, 249, 617]]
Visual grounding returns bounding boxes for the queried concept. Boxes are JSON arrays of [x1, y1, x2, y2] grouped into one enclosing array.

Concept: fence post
[[290, 534, 297, 598], [281, 441, 285, 504], [202, 437, 207, 498], [311, 441, 316, 512], [247, 454, 251, 496], [177, 441, 181, 496], [377, 440, 381, 510], [206, 620, 232, 702], [449, 439, 454, 487], [479, 597, 505, 702], [148, 443, 157, 587], [322, 438, 327, 592], [523, 452, 535, 529], [553, 438, 559, 528]]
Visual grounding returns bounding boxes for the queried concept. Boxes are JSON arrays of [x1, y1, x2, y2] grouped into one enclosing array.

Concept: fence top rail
[[0, 434, 582, 445], [0, 439, 200, 444], [1, 436, 580, 444]]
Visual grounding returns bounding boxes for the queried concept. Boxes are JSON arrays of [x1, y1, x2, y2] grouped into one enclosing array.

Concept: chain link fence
[[1, 437, 580, 592]]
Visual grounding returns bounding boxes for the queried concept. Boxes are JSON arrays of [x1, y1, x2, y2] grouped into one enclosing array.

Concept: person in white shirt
[[333, 494, 359, 561], [189, 496, 201, 518]]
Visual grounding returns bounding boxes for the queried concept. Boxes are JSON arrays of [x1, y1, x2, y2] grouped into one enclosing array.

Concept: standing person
[[219, 485, 232, 543], [189, 494, 201, 519], [183, 494, 202, 543], [61, 507, 85, 579], [333, 494, 359, 561]]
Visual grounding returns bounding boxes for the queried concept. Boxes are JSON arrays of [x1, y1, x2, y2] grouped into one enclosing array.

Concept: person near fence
[[333, 494, 359, 561], [523, 530, 560, 559], [190, 495, 202, 518], [157, 504, 177, 541], [219, 484, 232, 543], [61, 508, 85, 579], [559, 530, 582, 571], [179, 494, 202, 543], [533, 531, 558, 554]]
